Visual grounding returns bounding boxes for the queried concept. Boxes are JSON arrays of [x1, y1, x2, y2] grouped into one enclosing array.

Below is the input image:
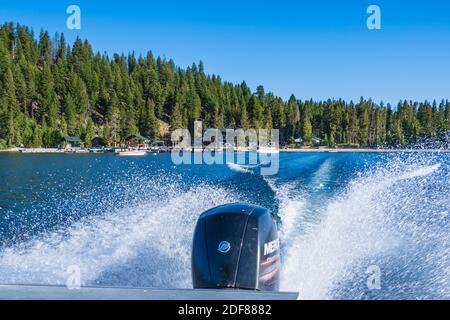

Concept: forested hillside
[[0, 22, 449, 148]]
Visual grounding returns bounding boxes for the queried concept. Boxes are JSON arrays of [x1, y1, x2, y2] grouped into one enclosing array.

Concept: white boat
[[115, 150, 146, 156], [89, 148, 104, 153], [257, 145, 279, 154]]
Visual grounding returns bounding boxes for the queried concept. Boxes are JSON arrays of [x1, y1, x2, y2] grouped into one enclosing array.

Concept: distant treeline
[[0, 22, 449, 149]]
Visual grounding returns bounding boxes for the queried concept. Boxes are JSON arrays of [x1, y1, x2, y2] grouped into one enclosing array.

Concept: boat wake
[[272, 157, 448, 299], [0, 184, 241, 288], [226, 161, 270, 174], [227, 162, 255, 174], [0, 153, 448, 300]]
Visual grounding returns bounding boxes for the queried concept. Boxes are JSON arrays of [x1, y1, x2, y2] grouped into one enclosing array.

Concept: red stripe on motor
[[259, 267, 279, 281], [260, 255, 279, 266]]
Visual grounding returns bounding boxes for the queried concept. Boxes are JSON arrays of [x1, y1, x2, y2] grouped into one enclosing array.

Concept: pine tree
[[106, 95, 121, 147], [248, 95, 263, 129], [0, 34, 12, 77], [31, 121, 42, 147], [22, 120, 34, 147], [264, 106, 273, 130], [285, 95, 298, 142], [170, 102, 183, 131], [240, 103, 249, 129], [37, 64, 59, 127], [83, 118, 96, 147], [38, 30, 52, 66], [302, 115, 313, 144], [140, 99, 160, 139], [358, 101, 369, 146], [64, 93, 77, 135], [68, 73, 89, 119], [1, 68, 19, 145]]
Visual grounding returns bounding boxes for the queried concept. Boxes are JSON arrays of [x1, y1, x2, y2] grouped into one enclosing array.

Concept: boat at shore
[[257, 145, 279, 154], [115, 150, 147, 156], [19, 148, 64, 153]]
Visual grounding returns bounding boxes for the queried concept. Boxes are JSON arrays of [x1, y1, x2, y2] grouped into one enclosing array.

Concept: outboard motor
[[192, 203, 280, 291]]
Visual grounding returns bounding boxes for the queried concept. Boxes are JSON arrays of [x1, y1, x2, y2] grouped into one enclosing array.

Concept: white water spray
[[278, 161, 444, 299], [0, 154, 447, 300], [0, 184, 240, 288]]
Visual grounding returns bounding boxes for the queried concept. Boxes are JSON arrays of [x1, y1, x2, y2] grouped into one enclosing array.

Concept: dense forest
[[0, 22, 449, 149]]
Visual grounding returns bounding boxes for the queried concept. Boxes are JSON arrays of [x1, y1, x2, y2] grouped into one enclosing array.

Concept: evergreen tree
[[83, 118, 96, 147], [140, 99, 160, 139], [248, 95, 264, 129], [106, 96, 121, 147], [37, 64, 59, 128], [64, 93, 77, 135], [1, 68, 19, 145], [170, 102, 183, 131], [302, 115, 313, 144]]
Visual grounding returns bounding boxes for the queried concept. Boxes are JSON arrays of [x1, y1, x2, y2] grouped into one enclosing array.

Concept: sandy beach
[[0, 148, 19, 153]]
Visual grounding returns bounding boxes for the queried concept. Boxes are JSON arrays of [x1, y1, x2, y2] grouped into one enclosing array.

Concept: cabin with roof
[[125, 134, 149, 149], [62, 136, 83, 149], [91, 136, 106, 148], [150, 140, 166, 148]]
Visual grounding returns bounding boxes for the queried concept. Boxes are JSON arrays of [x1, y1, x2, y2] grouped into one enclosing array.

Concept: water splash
[[264, 179, 306, 243], [0, 184, 240, 288], [0, 152, 448, 300], [226, 162, 254, 174], [278, 156, 448, 299], [226, 161, 270, 174]]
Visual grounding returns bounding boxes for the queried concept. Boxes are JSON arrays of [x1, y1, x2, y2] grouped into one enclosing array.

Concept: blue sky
[[1, 0, 449, 104]]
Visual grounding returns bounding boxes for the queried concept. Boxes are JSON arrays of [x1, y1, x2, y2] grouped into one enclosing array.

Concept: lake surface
[[0, 152, 448, 299]]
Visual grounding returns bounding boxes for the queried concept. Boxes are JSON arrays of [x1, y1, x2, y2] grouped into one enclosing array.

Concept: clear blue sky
[[1, 0, 449, 104]]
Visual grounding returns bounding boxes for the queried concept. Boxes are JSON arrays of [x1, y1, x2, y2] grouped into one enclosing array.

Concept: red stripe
[[260, 255, 279, 266], [259, 267, 279, 281]]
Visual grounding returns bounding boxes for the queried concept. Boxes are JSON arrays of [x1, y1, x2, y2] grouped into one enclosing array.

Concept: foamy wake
[[0, 184, 240, 288], [278, 162, 443, 299], [0, 155, 447, 300], [264, 179, 306, 243], [227, 162, 254, 174]]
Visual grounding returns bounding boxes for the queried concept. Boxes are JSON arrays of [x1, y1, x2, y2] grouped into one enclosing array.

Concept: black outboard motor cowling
[[192, 203, 280, 291]]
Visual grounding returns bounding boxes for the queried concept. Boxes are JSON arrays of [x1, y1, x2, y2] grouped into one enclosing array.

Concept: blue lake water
[[0, 152, 448, 299]]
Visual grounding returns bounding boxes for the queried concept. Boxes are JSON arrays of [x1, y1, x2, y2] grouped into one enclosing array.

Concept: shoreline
[[0, 148, 61, 153], [280, 148, 450, 153], [1, 147, 449, 154], [0, 147, 19, 153]]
